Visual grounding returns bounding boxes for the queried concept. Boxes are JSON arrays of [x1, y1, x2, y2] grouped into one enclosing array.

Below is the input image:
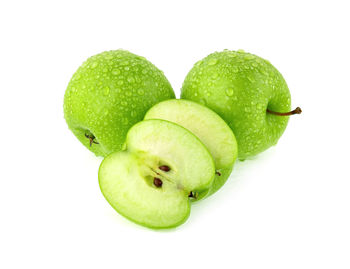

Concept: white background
[[1, 0, 349, 268]]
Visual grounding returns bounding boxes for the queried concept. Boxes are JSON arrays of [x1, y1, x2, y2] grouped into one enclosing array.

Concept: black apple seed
[[159, 165, 170, 172], [153, 177, 163, 187]]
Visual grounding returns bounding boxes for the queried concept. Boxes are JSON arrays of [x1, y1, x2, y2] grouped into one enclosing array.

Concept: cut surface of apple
[[99, 119, 215, 229], [145, 99, 237, 197]]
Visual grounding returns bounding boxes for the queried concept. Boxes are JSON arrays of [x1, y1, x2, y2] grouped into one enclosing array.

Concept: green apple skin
[[64, 50, 175, 156], [181, 50, 291, 159]]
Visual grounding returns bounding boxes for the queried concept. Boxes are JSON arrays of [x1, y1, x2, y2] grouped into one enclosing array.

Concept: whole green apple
[[181, 50, 301, 159], [64, 50, 175, 156]]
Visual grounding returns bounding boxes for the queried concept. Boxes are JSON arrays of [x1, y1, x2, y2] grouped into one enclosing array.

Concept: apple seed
[[153, 177, 163, 187], [159, 165, 170, 172]]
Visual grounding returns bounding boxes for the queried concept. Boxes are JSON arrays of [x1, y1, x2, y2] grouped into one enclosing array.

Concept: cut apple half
[[145, 99, 238, 198], [99, 119, 215, 229]]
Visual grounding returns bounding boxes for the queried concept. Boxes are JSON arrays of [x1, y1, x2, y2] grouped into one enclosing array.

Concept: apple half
[[145, 99, 238, 198], [99, 119, 215, 229]]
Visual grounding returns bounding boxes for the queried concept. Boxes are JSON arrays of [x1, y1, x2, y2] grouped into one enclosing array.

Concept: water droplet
[[137, 89, 144, 95], [256, 103, 263, 109], [225, 88, 234, 96], [126, 91, 132, 96], [105, 54, 113, 60], [121, 101, 127, 106], [212, 73, 218, 79], [237, 49, 245, 53], [228, 53, 237, 58], [232, 66, 238, 73], [127, 77, 135, 83], [124, 66, 130, 71], [208, 58, 218, 65], [118, 81, 124, 85], [247, 76, 254, 83], [104, 110, 109, 116], [91, 62, 98, 69], [103, 86, 110, 95], [245, 107, 251, 112], [112, 69, 120, 75], [194, 60, 203, 67], [199, 98, 207, 105], [245, 54, 254, 60], [142, 69, 147, 74], [194, 92, 198, 97], [122, 118, 129, 125], [131, 111, 136, 117]]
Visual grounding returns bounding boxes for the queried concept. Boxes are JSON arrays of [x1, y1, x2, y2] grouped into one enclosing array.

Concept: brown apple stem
[[267, 107, 302, 116]]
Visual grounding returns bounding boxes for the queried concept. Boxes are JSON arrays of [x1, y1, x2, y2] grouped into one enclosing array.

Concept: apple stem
[[266, 107, 302, 116], [215, 171, 221, 176]]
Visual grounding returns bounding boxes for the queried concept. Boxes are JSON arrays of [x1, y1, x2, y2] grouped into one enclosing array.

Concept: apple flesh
[[64, 50, 175, 156], [98, 119, 215, 229], [181, 50, 301, 159], [145, 99, 238, 198]]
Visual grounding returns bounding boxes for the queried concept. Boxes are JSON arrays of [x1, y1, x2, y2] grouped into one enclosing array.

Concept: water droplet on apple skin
[[112, 69, 120, 75], [103, 86, 110, 95], [225, 88, 234, 97], [208, 58, 218, 65]]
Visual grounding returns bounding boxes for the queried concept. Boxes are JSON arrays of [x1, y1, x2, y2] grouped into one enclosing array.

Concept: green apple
[[64, 50, 175, 156], [144, 99, 237, 198], [98, 119, 215, 229], [181, 50, 301, 159]]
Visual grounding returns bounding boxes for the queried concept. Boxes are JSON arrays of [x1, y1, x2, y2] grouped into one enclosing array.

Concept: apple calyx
[[266, 107, 302, 116], [84, 133, 99, 147], [188, 191, 198, 199]]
